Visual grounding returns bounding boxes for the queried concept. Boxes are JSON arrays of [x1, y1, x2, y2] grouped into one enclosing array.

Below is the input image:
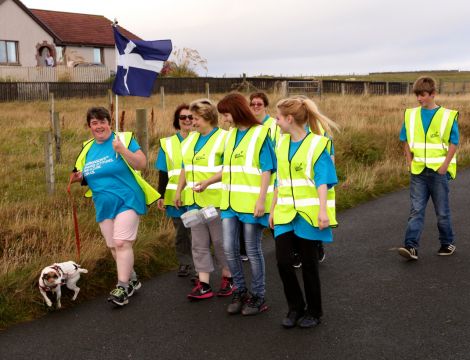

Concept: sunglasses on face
[[250, 102, 264, 107], [179, 115, 193, 120]]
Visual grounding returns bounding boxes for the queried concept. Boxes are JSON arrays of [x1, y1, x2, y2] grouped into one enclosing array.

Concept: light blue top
[[186, 127, 221, 211], [400, 106, 459, 144], [155, 132, 185, 218], [274, 137, 338, 242], [83, 134, 146, 223], [221, 128, 277, 227]]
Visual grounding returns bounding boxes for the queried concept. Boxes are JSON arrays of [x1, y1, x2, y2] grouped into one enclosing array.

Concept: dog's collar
[[40, 284, 58, 291]]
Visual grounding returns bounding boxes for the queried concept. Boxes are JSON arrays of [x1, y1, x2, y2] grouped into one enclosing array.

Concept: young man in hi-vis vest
[[398, 76, 459, 260]]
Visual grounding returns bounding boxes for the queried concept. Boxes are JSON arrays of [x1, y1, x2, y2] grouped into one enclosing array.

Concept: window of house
[[93, 48, 104, 64], [0, 40, 19, 64]]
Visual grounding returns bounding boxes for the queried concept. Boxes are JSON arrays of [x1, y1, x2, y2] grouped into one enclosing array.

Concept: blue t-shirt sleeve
[[450, 118, 459, 145], [259, 138, 276, 172], [128, 138, 141, 152], [329, 141, 335, 156], [155, 148, 168, 172], [313, 150, 338, 188], [399, 122, 407, 142]]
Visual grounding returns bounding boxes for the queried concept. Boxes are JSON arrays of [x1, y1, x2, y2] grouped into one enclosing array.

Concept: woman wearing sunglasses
[[217, 93, 276, 316], [249, 92, 280, 144], [174, 99, 233, 300], [155, 104, 195, 278]]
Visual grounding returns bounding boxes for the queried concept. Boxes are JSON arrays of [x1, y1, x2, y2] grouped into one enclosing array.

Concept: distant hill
[[319, 70, 470, 82]]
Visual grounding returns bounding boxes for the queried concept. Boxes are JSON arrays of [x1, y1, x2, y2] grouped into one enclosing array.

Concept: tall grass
[[0, 92, 469, 329]]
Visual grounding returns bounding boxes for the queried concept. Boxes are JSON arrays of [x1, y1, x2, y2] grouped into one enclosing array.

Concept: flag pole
[[113, 19, 119, 158]]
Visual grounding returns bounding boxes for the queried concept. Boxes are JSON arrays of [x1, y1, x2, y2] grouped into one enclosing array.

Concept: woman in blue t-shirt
[[217, 93, 276, 316], [71, 107, 152, 307]]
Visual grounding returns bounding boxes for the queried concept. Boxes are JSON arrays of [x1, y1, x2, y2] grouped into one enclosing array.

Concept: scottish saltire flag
[[112, 26, 172, 97]]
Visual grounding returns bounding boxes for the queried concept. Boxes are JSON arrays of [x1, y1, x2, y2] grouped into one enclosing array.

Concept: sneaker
[[128, 279, 142, 297], [297, 313, 321, 329], [398, 246, 418, 260], [177, 264, 191, 277], [108, 286, 129, 306], [241, 294, 268, 316], [217, 276, 234, 297], [318, 244, 326, 263], [227, 289, 249, 315], [281, 310, 303, 329], [240, 255, 249, 262], [438, 244, 456, 256], [187, 281, 213, 300]]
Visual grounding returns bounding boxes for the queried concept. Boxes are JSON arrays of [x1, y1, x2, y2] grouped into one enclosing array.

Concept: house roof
[[30, 9, 142, 47]]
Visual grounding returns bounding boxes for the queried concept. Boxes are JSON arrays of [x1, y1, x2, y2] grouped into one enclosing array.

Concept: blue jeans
[[404, 168, 454, 248], [222, 217, 265, 297]]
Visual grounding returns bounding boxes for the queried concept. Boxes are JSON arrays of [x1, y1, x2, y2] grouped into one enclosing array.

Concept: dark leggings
[[275, 231, 322, 317]]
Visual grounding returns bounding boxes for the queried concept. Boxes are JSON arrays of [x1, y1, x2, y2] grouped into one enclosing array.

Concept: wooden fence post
[[136, 108, 149, 160], [44, 131, 55, 195], [49, 92, 54, 128], [52, 112, 61, 163], [160, 86, 165, 113], [205, 82, 210, 99], [341, 83, 346, 96], [385, 82, 389, 95], [363, 82, 369, 95]]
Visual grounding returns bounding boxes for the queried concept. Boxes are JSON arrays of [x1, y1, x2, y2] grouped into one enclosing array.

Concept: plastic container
[[200, 206, 218, 223], [180, 206, 219, 228]]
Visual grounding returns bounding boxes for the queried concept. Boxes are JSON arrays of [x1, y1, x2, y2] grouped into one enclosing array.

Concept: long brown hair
[[217, 93, 261, 127]]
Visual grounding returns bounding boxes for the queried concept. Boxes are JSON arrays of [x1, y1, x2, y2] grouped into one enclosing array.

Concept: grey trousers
[[190, 211, 228, 273], [172, 217, 193, 267]]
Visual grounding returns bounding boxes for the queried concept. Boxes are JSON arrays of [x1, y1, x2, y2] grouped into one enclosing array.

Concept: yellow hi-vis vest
[[220, 125, 275, 213], [74, 132, 160, 206], [263, 116, 281, 144], [181, 128, 227, 208], [404, 106, 458, 179], [274, 133, 337, 227], [160, 134, 184, 206]]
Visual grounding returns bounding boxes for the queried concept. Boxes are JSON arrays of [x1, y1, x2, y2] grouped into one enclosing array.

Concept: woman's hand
[[112, 136, 126, 154], [174, 192, 182, 209], [193, 180, 208, 193], [157, 198, 165, 211], [70, 171, 83, 183], [318, 210, 330, 230], [254, 198, 265, 217], [269, 213, 274, 230]]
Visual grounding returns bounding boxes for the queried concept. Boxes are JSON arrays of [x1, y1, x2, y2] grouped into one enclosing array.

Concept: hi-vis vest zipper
[[160, 134, 184, 206], [274, 133, 337, 228], [181, 128, 227, 208], [74, 132, 160, 205], [404, 106, 458, 179], [220, 125, 275, 213]]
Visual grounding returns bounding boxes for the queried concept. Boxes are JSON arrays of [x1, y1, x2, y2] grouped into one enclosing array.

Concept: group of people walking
[[70, 76, 459, 330]]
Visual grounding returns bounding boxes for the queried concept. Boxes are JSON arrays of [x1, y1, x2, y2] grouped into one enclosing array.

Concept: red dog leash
[[67, 174, 81, 261]]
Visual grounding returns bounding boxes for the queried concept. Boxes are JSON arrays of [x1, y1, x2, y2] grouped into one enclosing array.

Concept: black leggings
[[275, 231, 322, 317]]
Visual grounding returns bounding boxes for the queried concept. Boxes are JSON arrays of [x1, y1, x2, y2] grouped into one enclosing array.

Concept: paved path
[[1, 170, 470, 360]]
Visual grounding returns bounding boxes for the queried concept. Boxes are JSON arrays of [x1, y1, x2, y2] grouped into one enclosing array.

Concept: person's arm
[[174, 168, 187, 209], [403, 142, 413, 171], [438, 143, 457, 175], [268, 187, 278, 229], [113, 137, 147, 170], [194, 171, 222, 192], [317, 184, 329, 230], [70, 170, 83, 184], [254, 171, 271, 217], [157, 171, 169, 211]]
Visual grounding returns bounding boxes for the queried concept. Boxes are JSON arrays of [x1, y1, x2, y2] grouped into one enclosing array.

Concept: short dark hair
[[217, 92, 261, 127], [413, 76, 437, 95], [86, 107, 111, 126], [249, 92, 269, 107], [173, 103, 190, 130]]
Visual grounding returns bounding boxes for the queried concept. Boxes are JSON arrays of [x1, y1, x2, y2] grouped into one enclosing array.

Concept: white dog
[[38, 261, 88, 308]]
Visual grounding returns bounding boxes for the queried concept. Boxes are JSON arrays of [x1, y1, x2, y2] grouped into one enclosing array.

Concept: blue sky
[[22, 0, 470, 76]]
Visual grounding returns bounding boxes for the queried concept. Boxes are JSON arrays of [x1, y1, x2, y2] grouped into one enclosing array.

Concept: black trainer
[[227, 289, 249, 315], [297, 313, 321, 329], [128, 279, 142, 297], [281, 310, 303, 329], [108, 286, 129, 306], [437, 244, 456, 256], [241, 293, 268, 316], [177, 264, 191, 277], [398, 246, 418, 260]]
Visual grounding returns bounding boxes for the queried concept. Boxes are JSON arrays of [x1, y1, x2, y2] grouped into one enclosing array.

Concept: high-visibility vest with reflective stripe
[[263, 116, 281, 144], [274, 133, 337, 227], [405, 106, 458, 179], [74, 132, 160, 206], [181, 128, 227, 208], [160, 134, 184, 206], [220, 125, 275, 213]]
